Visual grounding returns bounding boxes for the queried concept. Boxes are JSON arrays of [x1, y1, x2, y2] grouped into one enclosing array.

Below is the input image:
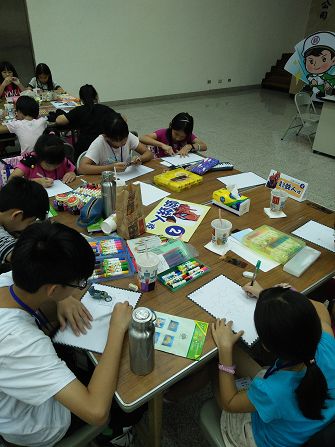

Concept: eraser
[[243, 271, 254, 279], [128, 283, 139, 292]]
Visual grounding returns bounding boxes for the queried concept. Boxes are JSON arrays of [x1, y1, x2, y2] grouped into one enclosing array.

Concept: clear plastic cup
[[211, 218, 232, 245]]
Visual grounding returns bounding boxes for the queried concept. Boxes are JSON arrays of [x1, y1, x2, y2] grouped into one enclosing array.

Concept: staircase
[[261, 53, 293, 92]]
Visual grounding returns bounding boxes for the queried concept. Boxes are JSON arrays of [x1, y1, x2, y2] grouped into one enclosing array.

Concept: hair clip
[[309, 358, 316, 365]]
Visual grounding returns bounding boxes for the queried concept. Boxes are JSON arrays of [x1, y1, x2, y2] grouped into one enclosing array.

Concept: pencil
[[251, 260, 261, 286]]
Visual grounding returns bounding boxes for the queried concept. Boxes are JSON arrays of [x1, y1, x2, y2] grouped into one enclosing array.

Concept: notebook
[[161, 153, 204, 167], [53, 284, 141, 353], [292, 220, 335, 253], [187, 275, 258, 346], [217, 172, 266, 190]]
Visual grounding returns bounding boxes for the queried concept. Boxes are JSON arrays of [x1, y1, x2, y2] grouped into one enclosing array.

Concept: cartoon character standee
[[303, 31, 335, 98]]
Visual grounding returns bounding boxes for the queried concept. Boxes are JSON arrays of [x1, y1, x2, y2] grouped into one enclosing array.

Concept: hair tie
[[309, 358, 316, 365], [49, 131, 56, 135]]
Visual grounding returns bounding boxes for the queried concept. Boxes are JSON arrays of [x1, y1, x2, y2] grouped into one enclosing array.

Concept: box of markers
[[88, 236, 136, 282], [157, 258, 210, 292]]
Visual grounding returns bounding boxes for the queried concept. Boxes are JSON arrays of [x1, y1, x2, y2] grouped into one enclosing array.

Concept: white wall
[[26, 0, 311, 102]]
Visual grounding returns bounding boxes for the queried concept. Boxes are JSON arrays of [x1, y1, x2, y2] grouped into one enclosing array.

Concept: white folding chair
[[281, 92, 320, 146], [76, 150, 87, 171], [199, 399, 226, 447]]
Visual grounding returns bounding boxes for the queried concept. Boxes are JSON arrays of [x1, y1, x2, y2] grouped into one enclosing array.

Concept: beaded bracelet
[[218, 363, 236, 375]]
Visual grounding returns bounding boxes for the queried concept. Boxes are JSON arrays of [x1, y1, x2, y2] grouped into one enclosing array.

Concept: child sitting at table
[[0, 61, 25, 98], [0, 96, 47, 154], [78, 113, 153, 174], [211, 281, 335, 447], [55, 84, 117, 160], [28, 63, 64, 93], [9, 133, 76, 188], [0, 220, 134, 446], [140, 112, 207, 157], [0, 177, 49, 267]]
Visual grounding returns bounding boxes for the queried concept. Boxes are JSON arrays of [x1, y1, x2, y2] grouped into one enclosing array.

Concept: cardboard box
[[212, 188, 250, 216]]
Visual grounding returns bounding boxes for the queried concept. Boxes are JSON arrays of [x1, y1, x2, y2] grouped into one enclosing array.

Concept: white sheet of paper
[[46, 180, 73, 198], [117, 165, 154, 182], [53, 284, 141, 353], [161, 153, 204, 167], [204, 238, 279, 272], [292, 220, 335, 253], [188, 275, 258, 346], [217, 172, 266, 189], [264, 208, 287, 218], [160, 161, 172, 166], [133, 181, 170, 206]]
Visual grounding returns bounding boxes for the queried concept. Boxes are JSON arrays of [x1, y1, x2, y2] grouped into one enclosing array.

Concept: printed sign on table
[[266, 170, 308, 202], [145, 198, 210, 242]]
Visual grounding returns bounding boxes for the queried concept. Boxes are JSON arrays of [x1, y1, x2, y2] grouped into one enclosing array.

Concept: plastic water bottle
[[129, 307, 155, 375], [101, 171, 116, 218]]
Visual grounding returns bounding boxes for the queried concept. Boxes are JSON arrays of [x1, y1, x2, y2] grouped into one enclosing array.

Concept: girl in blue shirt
[[212, 282, 335, 447]]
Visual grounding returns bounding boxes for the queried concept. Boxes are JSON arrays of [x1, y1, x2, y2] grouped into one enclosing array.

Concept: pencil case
[[157, 258, 210, 292], [88, 236, 136, 282]]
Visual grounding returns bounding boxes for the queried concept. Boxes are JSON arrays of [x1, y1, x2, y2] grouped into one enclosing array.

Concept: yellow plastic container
[[154, 168, 203, 192]]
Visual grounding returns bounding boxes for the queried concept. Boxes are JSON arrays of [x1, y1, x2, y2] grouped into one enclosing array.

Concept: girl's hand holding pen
[[243, 281, 264, 299]]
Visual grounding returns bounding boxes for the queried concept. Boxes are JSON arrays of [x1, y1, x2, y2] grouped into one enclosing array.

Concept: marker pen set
[[88, 236, 135, 282], [89, 238, 124, 256], [92, 258, 131, 280], [158, 258, 210, 291]]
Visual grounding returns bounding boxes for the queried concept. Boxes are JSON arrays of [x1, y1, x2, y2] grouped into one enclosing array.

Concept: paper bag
[[116, 183, 146, 239]]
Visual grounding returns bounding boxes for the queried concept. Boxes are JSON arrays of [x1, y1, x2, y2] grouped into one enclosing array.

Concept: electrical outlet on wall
[[228, 78, 232, 83], [207, 79, 212, 84], [218, 79, 223, 84]]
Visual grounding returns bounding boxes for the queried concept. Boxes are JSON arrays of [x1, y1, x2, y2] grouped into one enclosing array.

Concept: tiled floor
[[109, 88, 334, 447], [111, 88, 335, 211]]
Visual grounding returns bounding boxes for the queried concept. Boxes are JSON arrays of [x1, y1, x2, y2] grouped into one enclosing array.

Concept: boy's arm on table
[[135, 142, 153, 162], [54, 302, 132, 426]]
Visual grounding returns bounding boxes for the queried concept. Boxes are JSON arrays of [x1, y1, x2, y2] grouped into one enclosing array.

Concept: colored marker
[[251, 260, 261, 286]]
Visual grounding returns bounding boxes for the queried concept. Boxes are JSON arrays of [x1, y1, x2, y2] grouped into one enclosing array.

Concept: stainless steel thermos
[[101, 171, 116, 218], [129, 307, 155, 375]]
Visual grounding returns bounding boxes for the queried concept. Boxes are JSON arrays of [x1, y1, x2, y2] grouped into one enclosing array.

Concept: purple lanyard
[[9, 285, 49, 330]]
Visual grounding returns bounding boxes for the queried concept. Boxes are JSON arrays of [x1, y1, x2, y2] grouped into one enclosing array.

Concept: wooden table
[[54, 160, 335, 447]]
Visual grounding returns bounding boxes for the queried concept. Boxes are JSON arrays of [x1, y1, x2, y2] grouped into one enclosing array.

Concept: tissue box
[[212, 188, 250, 216]]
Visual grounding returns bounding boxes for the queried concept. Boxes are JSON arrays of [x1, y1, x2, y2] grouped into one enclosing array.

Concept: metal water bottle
[[129, 307, 155, 375], [101, 171, 116, 218]]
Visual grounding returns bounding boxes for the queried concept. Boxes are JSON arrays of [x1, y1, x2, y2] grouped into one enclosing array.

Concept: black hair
[[254, 287, 329, 420], [304, 47, 335, 59], [0, 61, 19, 93], [16, 96, 39, 119], [0, 61, 18, 78], [0, 177, 49, 221], [166, 112, 194, 146], [12, 221, 95, 293], [34, 133, 66, 165], [35, 63, 54, 91], [79, 84, 98, 111], [103, 113, 129, 141]]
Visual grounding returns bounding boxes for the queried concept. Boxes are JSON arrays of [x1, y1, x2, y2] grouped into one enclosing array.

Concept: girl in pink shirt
[[0, 61, 25, 98], [140, 112, 207, 157], [10, 133, 76, 188]]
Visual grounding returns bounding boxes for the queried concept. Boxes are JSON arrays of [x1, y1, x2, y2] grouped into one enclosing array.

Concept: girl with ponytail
[[56, 84, 117, 159], [211, 282, 335, 447]]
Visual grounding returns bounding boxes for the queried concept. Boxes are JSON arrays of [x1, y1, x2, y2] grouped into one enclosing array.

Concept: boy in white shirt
[[0, 221, 133, 446], [78, 113, 153, 174], [0, 96, 47, 154]]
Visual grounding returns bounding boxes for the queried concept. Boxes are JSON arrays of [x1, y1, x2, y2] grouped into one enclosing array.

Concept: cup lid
[[133, 307, 153, 323]]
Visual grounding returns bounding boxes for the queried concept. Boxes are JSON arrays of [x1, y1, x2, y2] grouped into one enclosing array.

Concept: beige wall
[[26, 0, 311, 102], [305, 0, 335, 35]]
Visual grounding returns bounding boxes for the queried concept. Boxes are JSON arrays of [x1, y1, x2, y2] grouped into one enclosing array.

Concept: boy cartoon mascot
[[303, 31, 335, 98]]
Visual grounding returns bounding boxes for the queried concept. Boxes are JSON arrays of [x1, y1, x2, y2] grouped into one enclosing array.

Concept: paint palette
[[88, 236, 136, 282]]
